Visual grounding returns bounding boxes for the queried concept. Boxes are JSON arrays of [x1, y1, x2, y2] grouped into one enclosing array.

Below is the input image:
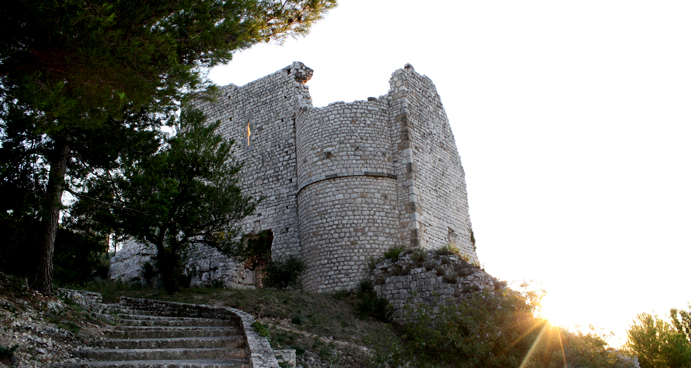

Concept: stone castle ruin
[[110, 62, 478, 293]]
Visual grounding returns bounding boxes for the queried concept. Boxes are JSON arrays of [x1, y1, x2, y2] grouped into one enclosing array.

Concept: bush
[[435, 243, 461, 256], [263, 256, 306, 290], [355, 280, 392, 323], [383, 246, 404, 261], [252, 321, 271, 339]]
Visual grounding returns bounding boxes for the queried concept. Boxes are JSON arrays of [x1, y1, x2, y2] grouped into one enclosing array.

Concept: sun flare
[[539, 296, 578, 328]]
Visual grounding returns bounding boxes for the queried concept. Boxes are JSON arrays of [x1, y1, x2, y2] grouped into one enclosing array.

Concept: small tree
[[671, 305, 691, 343], [627, 312, 691, 368], [87, 108, 258, 294]]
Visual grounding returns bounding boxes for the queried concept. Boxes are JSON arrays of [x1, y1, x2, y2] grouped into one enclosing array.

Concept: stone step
[[53, 358, 250, 368], [93, 304, 159, 316], [107, 326, 241, 339], [116, 314, 222, 322], [118, 317, 231, 327], [97, 336, 245, 350], [75, 347, 246, 361]]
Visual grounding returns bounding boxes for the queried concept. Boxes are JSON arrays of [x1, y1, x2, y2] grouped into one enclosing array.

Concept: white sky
[[209, 0, 691, 345]]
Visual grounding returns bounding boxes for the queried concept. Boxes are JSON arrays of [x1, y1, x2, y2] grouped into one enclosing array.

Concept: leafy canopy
[[627, 309, 691, 368], [1, 0, 337, 126]]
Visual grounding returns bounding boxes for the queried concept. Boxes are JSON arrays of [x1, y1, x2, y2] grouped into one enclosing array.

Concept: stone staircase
[[55, 292, 282, 368]]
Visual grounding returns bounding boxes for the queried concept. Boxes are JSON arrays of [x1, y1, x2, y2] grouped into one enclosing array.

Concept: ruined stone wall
[[370, 248, 503, 322], [191, 62, 313, 257], [388, 65, 477, 260]]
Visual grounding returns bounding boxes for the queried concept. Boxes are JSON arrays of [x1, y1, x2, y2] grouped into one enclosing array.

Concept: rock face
[[109, 240, 261, 289], [370, 247, 505, 322], [112, 62, 477, 293], [108, 239, 156, 284]]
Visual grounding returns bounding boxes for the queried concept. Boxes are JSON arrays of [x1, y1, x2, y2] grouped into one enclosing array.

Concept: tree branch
[[66, 189, 146, 215]]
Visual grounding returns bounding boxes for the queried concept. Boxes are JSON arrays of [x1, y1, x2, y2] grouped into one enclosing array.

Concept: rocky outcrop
[[108, 240, 156, 284], [370, 247, 506, 322]]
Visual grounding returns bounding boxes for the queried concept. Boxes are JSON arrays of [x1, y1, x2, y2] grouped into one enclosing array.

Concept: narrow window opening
[[247, 120, 251, 147]]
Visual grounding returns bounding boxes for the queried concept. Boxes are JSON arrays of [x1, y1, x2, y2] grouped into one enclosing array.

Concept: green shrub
[[291, 314, 303, 325], [410, 249, 426, 263], [263, 256, 306, 290], [0, 344, 18, 359], [435, 243, 461, 256], [383, 246, 404, 261], [355, 280, 392, 323], [252, 321, 271, 339], [0, 216, 108, 283]]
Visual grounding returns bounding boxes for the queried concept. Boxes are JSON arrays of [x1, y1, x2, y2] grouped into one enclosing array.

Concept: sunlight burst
[[539, 296, 578, 328]]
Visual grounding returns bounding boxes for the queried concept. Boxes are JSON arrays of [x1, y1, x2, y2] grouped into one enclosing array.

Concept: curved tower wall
[[296, 101, 400, 292]]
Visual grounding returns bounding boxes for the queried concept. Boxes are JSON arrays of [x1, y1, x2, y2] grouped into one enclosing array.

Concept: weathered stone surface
[[108, 241, 260, 290], [370, 248, 505, 322], [108, 239, 156, 284]]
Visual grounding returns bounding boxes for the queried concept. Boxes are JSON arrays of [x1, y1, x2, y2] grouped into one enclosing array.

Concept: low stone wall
[[371, 247, 506, 322], [57, 289, 103, 307]]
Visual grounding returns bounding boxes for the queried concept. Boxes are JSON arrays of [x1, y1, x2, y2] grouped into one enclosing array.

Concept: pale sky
[[209, 0, 691, 345]]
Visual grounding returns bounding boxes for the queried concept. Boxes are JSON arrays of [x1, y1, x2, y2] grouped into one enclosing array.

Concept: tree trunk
[[32, 136, 70, 296]]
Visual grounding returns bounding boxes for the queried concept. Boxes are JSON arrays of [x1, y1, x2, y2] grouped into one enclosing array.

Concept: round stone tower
[[295, 100, 400, 292]]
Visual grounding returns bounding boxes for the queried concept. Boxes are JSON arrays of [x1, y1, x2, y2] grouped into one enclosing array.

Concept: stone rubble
[[370, 247, 506, 322]]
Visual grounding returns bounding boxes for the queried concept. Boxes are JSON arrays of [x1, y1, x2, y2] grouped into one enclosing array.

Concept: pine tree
[[87, 108, 258, 294]]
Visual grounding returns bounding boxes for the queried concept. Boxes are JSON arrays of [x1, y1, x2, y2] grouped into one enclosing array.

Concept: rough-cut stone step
[[75, 347, 246, 361], [107, 326, 240, 339], [53, 359, 250, 368], [118, 317, 231, 327], [117, 314, 224, 322], [97, 336, 244, 350], [93, 304, 160, 316]]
